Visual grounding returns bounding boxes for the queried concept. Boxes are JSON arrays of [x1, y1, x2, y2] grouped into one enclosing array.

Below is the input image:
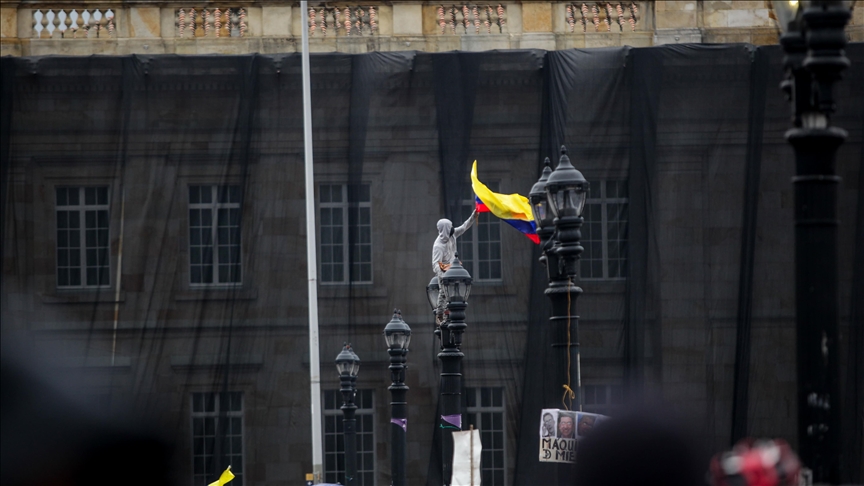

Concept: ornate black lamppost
[[334, 344, 361, 486], [773, 1, 851, 482], [534, 146, 589, 412], [437, 257, 473, 485], [529, 157, 556, 250], [384, 309, 411, 486]]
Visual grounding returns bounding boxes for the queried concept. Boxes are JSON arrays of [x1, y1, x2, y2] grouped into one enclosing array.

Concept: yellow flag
[[208, 466, 235, 486], [470, 161, 533, 221]]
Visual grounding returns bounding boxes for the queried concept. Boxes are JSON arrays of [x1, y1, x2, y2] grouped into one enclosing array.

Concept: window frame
[[322, 389, 376, 486], [580, 180, 629, 281], [187, 184, 243, 288], [190, 391, 245, 486], [464, 386, 506, 486], [318, 183, 373, 285], [55, 185, 111, 289], [459, 182, 502, 283], [581, 383, 624, 416]]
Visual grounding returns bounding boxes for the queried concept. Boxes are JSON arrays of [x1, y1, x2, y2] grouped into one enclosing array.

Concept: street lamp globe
[[335, 343, 361, 377], [441, 255, 472, 303], [545, 146, 589, 219], [426, 276, 440, 311], [384, 309, 412, 351], [529, 157, 555, 232]]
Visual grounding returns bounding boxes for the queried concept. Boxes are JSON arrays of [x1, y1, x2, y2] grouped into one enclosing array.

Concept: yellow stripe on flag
[[208, 466, 235, 486], [470, 161, 533, 221]]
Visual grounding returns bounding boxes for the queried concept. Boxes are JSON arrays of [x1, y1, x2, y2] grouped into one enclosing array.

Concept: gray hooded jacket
[[431, 213, 476, 278]]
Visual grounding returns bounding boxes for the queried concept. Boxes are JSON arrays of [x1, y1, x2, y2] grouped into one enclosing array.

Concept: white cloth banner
[[451, 429, 482, 485]]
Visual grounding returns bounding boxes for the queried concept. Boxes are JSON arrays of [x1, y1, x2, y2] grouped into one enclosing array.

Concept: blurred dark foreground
[[573, 405, 709, 486], [1, 337, 175, 486]]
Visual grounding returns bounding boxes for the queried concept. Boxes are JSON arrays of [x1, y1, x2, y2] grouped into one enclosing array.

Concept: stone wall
[[3, 1, 862, 57]]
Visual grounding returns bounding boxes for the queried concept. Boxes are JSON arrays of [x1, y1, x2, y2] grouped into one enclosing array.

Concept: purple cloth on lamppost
[[391, 418, 407, 432], [441, 414, 462, 429]]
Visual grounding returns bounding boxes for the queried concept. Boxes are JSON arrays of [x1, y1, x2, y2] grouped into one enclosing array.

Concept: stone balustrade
[[434, 4, 507, 34], [565, 3, 641, 33], [306, 6, 379, 37], [32, 8, 116, 38], [175, 8, 248, 38], [1, 1, 861, 57]]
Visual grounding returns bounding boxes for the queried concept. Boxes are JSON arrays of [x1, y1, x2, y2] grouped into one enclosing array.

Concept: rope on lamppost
[[561, 281, 575, 411]]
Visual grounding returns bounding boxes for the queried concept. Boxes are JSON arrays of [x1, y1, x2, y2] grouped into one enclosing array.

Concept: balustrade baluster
[[604, 3, 613, 31], [239, 8, 246, 37], [50, 10, 61, 39], [472, 6, 479, 34], [332, 8, 339, 36], [450, 7, 457, 35], [438, 6, 445, 34], [188, 8, 196, 38], [344, 7, 351, 35], [321, 9, 328, 36], [194, 8, 205, 37], [616, 4, 625, 31], [581, 4, 589, 32], [354, 8, 361, 35], [107, 10, 114, 36], [96, 10, 106, 38], [89, 11, 99, 38], [74, 11, 84, 38], [481, 6, 488, 33], [40, 11, 50, 39], [229, 10, 239, 37], [62, 10, 72, 38], [67, 10, 76, 37], [462, 5, 469, 32], [221, 10, 230, 37]]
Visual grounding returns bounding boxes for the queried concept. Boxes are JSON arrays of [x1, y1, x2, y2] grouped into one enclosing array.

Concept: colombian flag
[[471, 161, 540, 244]]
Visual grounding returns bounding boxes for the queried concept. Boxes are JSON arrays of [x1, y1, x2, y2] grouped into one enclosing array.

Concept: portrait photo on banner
[[540, 409, 558, 438], [538, 409, 607, 464]]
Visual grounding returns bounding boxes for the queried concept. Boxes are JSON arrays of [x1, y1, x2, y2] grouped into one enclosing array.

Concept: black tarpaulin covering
[[1, 44, 862, 486]]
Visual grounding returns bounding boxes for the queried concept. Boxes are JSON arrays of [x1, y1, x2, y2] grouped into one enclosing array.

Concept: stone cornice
[[3, 2, 862, 57]]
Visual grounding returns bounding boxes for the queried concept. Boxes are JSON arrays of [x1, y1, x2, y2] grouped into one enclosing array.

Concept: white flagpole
[[300, 1, 324, 482]]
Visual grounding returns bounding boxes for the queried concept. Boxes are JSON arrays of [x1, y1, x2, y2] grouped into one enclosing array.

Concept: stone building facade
[[2, 3, 863, 486], [2, 1, 863, 57]]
